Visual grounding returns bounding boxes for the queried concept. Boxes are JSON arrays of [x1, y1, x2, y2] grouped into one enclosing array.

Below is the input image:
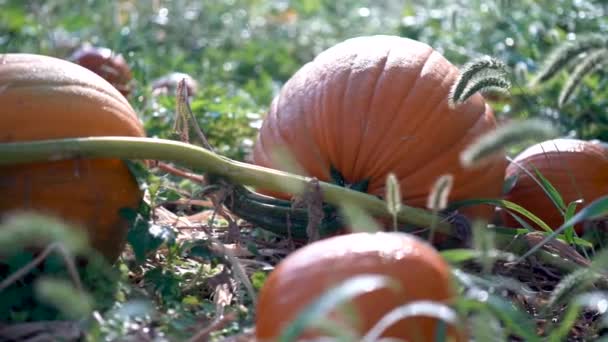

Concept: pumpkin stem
[[208, 170, 374, 241], [329, 164, 370, 192], [204, 173, 343, 240], [329, 164, 345, 186], [223, 182, 344, 240]]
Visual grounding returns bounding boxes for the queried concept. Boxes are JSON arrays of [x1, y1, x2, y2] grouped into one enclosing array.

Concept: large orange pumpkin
[[502, 138, 608, 233], [255, 232, 464, 341], [252, 35, 506, 224], [0, 53, 145, 261]]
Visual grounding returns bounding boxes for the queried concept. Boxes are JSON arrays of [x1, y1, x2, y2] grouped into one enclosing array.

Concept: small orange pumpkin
[[0, 53, 145, 261], [252, 35, 506, 225], [69, 46, 133, 96], [503, 138, 608, 233], [255, 231, 465, 341]]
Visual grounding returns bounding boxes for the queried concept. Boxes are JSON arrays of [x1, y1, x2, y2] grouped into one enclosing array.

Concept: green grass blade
[[451, 269, 533, 299], [448, 198, 553, 232], [563, 200, 581, 243], [470, 310, 506, 342], [441, 249, 518, 265], [533, 166, 566, 212], [457, 293, 540, 341], [361, 300, 458, 342]]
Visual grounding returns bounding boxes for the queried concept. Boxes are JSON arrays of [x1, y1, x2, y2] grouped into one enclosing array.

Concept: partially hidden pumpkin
[[502, 138, 608, 233], [252, 35, 506, 225], [69, 45, 133, 96], [0, 53, 145, 261], [255, 231, 465, 341], [151, 72, 199, 98]]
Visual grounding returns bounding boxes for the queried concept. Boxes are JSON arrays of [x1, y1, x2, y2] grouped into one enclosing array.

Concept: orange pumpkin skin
[[0, 53, 145, 261], [69, 46, 133, 96], [252, 35, 506, 223], [255, 232, 464, 341], [503, 138, 608, 233]]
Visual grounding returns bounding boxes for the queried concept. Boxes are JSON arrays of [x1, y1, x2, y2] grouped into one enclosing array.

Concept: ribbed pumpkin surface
[[252, 35, 506, 221], [0, 53, 145, 261], [503, 138, 608, 233], [255, 232, 464, 341]]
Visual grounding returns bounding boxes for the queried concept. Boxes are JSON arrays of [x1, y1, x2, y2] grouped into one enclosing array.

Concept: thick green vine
[[0, 136, 452, 238]]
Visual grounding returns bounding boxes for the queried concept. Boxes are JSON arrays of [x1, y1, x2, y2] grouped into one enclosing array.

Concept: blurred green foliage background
[[3, 0, 608, 160]]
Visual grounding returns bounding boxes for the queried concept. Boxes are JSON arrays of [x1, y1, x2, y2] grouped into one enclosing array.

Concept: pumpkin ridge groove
[[276, 73, 327, 178], [364, 47, 436, 182], [400, 103, 492, 183], [337, 52, 359, 179], [373, 59, 487, 186], [316, 63, 334, 178], [352, 50, 390, 181]]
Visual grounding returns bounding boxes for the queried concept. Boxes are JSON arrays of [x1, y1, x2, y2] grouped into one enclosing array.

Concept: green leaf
[[127, 213, 176, 264], [182, 295, 201, 307], [278, 274, 400, 341], [180, 240, 217, 261], [250, 271, 268, 290], [440, 249, 479, 263], [441, 249, 518, 265], [143, 267, 182, 301]]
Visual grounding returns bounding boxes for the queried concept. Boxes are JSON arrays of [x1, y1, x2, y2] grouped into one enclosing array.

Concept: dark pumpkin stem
[[329, 165, 345, 187], [220, 180, 344, 240]]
